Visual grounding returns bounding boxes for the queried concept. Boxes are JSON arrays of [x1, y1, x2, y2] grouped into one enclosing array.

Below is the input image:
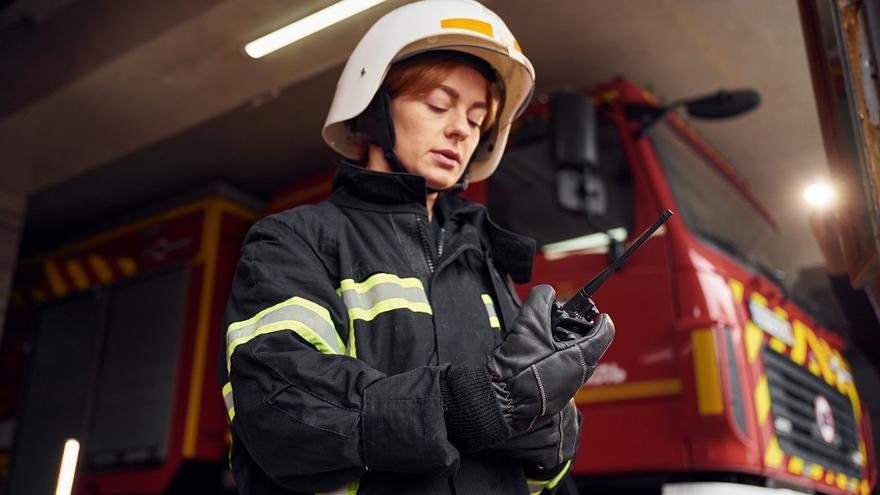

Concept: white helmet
[[322, 0, 535, 183]]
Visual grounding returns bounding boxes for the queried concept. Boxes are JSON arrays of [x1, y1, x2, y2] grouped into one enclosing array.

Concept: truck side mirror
[[628, 88, 761, 137], [550, 92, 598, 167], [685, 89, 761, 119], [556, 168, 607, 215], [551, 91, 605, 216]]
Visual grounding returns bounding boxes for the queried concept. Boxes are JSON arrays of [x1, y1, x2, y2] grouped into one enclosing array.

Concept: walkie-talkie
[[552, 209, 673, 340]]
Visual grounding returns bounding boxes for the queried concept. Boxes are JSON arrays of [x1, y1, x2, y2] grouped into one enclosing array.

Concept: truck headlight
[[851, 451, 864, 467], [774, 417, 793, 435]]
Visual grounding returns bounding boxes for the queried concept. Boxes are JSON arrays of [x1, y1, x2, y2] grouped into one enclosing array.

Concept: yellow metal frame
[[15, 196, 260, 460]]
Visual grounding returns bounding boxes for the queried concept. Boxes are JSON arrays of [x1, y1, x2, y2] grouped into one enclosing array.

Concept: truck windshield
[[651, 121, 781, 278], [488, 118, 634, 250]]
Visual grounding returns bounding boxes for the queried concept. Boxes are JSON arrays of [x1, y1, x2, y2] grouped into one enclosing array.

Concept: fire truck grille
[[762, 348, 861, 478]]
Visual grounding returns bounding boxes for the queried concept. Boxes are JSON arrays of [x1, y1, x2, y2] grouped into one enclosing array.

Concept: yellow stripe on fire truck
[[763, 435, 784, 468], [36, 255, 138, 302], [754, 374, 770, 427], [691, 328, 723, 415]]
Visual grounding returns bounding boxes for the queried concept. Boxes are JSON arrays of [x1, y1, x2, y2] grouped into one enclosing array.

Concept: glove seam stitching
[[577, 347, 588, 385], [556, 410, 564, 466], [531, 364, 547, 416]]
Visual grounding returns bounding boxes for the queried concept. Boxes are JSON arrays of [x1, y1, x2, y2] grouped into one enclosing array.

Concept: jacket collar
[[437, 195, 535, 284], [330, 160, 429, 213], [330, 160, 534, 283]]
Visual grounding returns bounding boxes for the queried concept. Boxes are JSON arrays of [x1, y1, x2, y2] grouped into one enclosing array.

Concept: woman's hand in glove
[[495, 399, 581, 472], [487, 284, 614, 431]]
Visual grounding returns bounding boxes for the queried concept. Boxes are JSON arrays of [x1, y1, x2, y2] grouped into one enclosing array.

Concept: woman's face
[[390, 64, 489, 190]]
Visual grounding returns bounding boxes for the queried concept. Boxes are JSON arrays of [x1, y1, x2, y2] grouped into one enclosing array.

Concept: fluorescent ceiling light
[[245, 0, 389, 59], [55, 439, 80, 495], [541, 227, 629, 257]]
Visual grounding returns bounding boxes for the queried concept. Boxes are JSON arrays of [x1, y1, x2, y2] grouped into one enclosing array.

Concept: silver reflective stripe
[[222, 381, 235, 421], [481, 293, 500, 329], [339, 274, 431, 359], [338, 273, 432, 321], [226, 296, 343, 371], [342, 283, 429, 311]]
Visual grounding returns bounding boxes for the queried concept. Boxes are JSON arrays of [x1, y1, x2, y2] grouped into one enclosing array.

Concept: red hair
[[382, 57, 500, 133]]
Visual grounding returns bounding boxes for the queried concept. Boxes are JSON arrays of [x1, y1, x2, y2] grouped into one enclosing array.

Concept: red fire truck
[[0, 77, 876, 495], [483, 78, 877, 494], [0, 187, 260, 494]]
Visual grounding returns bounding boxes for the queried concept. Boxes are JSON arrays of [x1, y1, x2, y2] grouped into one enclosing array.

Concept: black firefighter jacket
[[218, 161, 548, 494]]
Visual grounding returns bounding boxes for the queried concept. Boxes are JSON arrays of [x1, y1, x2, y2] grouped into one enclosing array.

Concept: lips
[[431, 149, 461, 168]]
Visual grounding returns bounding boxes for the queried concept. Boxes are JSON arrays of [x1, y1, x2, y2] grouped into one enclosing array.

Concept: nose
[[444, 108, 473, 142]]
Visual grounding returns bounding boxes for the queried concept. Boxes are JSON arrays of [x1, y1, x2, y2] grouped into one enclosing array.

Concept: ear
[[355, 90, 396, 150]]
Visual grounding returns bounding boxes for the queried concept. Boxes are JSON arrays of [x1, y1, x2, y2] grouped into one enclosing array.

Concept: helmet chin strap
[[358, 90, 471, 194]]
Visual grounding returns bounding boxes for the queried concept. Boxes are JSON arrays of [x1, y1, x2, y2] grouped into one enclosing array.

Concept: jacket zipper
[[437, 227, 446, 258], [415, 216, 436, 273]]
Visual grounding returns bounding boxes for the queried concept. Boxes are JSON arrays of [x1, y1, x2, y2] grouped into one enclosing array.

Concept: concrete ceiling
[[0, 0, 829, 282]]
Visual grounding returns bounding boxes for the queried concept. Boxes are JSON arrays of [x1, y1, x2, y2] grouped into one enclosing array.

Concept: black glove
[[496, 399, 581, 472], [488, 284, 614, 431], [440, 284, 613, 451]]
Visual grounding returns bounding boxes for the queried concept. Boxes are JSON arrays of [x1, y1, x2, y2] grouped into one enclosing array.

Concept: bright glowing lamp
[[55, 439, 80, 495], [245, 0, 389, 59], [803, 183, 835, 207]]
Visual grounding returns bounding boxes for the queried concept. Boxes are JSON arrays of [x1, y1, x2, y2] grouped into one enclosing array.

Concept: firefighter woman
[[219, 1, 615, 493]]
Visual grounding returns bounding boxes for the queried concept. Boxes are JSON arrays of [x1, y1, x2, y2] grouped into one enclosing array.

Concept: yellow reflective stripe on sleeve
[[339, 273, 433, 320], [226, 296, 343, 370], [339, 273, 425, 293], [339, 274, 431, 359], [317, 479, 359, 495], [347, 300, 432, 321], [546, 459, 572, 489], [527, 480, 547, 495], [222, 382, 235, 421], [526, 459, 572, 494], [481, 293, 501, 329]]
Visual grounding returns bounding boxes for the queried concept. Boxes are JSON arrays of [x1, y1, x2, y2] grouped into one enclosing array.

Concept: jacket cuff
[[440, 365, 511, 452], [361, 367, 459, 475]]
